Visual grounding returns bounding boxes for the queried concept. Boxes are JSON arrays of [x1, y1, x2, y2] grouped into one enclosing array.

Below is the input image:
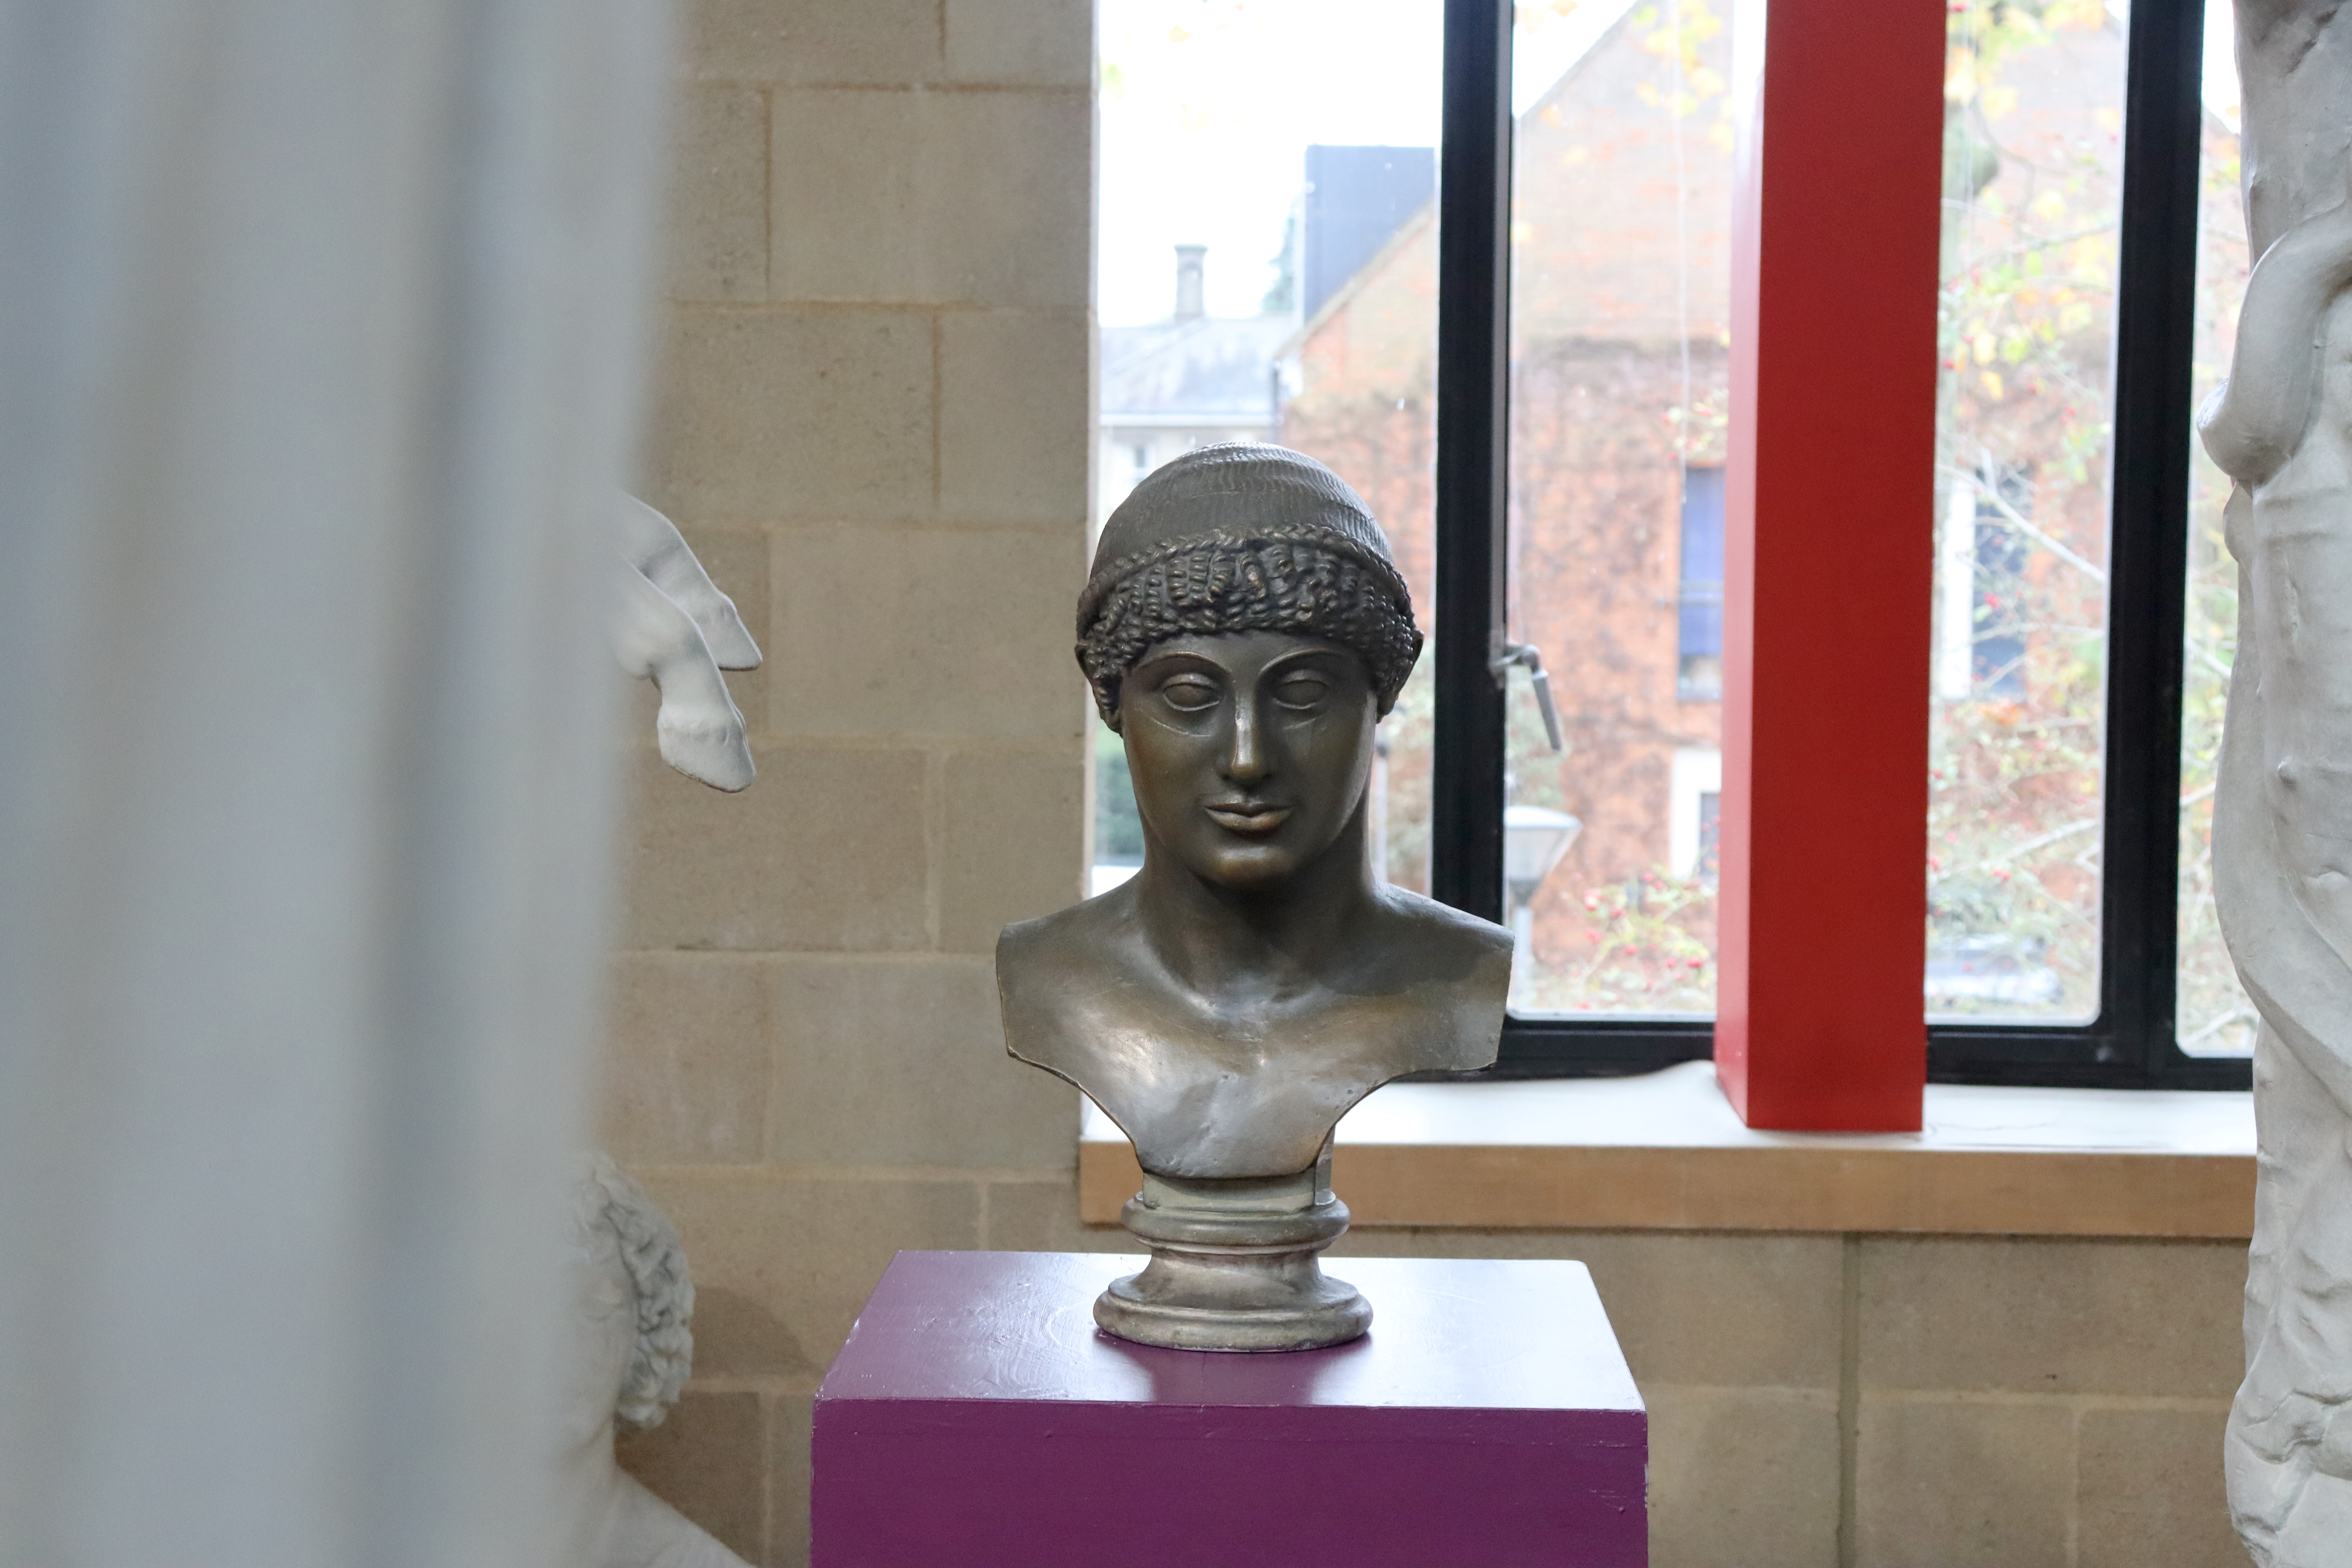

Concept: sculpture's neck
[[1140, 1138, 1336, 1206], [552, 1432, 630, 1564], [1134, 813, 1381, 998]]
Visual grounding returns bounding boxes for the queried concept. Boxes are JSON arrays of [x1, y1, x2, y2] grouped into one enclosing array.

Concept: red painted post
[[1717, 0, 1944, 1129]]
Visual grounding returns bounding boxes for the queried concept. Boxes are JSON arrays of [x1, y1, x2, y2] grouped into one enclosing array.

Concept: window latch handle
[[1489, 639, 1564, 753]]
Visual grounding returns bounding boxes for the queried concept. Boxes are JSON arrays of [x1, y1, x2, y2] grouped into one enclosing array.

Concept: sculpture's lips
[[1205, 803, 1292, 834]]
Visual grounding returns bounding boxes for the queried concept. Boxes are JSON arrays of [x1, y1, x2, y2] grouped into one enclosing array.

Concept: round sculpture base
[[1094, 1161, 1370, 1353], [1094, 1250, 1371, 1352]]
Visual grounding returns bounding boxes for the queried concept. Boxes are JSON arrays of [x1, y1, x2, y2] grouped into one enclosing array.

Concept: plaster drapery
[[2204, 4, 2352, 1564], [0, 3, 669, 1564]]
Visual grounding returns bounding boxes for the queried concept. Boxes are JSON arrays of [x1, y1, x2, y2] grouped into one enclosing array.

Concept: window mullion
[[2092, 0, 2203, 1073], [1429, 0, 1514, 926]]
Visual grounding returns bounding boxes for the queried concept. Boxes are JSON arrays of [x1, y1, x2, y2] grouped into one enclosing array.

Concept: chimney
[[1174, 243, 1206, 320]]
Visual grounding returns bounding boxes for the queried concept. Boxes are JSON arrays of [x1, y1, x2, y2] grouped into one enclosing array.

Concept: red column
[[1717, 0, 1944, 1130]]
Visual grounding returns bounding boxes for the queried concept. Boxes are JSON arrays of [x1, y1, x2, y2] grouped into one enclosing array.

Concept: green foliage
[[1927, 0, 2122, 1018], [1376, 656, 1435, 891], [1093, 725, 1146, 864], [2174, 128, 2256, 1054], [1502, 672, 1719, 1014], [1519, 869, 1716, 1014], [1610, 0, 1732, 152]]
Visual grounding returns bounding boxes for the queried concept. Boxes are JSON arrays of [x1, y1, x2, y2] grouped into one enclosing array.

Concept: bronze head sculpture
[[998, 443, 1511, 1350]]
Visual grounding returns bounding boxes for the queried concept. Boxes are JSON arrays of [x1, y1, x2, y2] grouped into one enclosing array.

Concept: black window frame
[[1428, 0, 2249, 1090]]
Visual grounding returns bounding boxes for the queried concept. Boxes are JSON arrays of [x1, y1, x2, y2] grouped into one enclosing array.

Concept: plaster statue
[[558, 1154, 747, 1568], [614, 494, 762, 792], [2199, 6, 2352, 1562], [998, 443, 1510, 1351]]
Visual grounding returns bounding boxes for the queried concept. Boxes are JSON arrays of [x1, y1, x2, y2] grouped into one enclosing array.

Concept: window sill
[[1076, 1060, 2255, 1238]]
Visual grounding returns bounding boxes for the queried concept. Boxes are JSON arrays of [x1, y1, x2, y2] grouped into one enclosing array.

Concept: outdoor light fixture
[[1503, 804, 1581, 912]]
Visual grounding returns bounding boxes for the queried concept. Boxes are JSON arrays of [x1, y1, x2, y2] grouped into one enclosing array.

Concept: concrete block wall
[[601, 4, 2250, 1565], [603, 4, 1094, 1563], [995, 1199, 2249, 1568]]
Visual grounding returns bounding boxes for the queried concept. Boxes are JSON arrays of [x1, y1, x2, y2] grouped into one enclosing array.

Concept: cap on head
[[1076, 443, 1422, 726]]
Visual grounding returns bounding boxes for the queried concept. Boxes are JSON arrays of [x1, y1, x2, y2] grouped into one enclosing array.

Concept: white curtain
[[0, 2, 670, 1564]]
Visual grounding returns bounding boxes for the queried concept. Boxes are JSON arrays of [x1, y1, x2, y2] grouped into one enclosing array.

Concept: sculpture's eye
[[1160, 675, 1220, 711], [1273, 673, 1330, 710]]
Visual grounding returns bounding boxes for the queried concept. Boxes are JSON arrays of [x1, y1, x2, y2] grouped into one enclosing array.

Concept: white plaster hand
[[612, 495, 760, 792], [617, 494, 763, 670]]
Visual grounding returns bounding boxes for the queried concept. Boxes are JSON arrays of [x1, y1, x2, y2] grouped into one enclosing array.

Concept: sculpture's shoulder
[[995, 890, 1138, 1080], [996, 894, 1104, 977], [1374, 884, 1515, 992], [1359, 885, 1512, 1073], [608, 1471, 751, 1568], [644, 1529, 750, 1568], [1371, 884, 1514, 965], [997, 893, 1128, 1001]]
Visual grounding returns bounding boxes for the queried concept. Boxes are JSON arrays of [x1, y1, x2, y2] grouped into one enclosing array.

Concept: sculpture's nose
[[1221, 698, 1269, 784]]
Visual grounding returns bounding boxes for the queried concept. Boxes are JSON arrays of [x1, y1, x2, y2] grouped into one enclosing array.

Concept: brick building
[[1279, 4, 2126, 1014], [1279, 5, 1736, 1011]]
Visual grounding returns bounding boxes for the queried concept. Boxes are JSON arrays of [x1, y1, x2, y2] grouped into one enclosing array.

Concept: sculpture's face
[[1119, 630, 1377, 892]]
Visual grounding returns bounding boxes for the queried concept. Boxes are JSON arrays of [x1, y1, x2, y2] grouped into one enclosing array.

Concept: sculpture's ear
[[1077, 642, 1122, 734], [1101, 669, 1126, 735]]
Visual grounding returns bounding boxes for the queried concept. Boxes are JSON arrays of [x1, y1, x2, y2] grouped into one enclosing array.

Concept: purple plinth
[[813, 1251, 1646, 1567]]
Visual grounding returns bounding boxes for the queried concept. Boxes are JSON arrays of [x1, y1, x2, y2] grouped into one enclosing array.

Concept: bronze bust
[[998, 443, 1510, 1350]]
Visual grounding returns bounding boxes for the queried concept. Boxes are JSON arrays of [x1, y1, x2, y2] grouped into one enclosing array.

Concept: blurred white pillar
[[0, 3, 669, 1565]]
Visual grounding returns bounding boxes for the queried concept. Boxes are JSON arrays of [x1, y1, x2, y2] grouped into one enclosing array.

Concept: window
[[1094, 0, 2247, 1090], [1936, 473, 2041, 703], [1669, 747, 1720, 884], [1492, 0, 1729, 1024], [1429, 0, 2243, 1087], [1695, 789, 1719, 884], [1677, 467, 1725, 702], [1926, 3, 2123, 1027], [1916, 0, 2242, 1085], [2176, 6, 2257, 1059]]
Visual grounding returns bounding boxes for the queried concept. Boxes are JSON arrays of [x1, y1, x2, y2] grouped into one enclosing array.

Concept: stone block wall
[[601, 4, 2249, 1565], [602, 4, 1094, 1563], [993, 1201, 2248, 1568]]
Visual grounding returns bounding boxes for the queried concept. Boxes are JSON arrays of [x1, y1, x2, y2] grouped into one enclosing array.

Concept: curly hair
[[1075, 530, 1422, 727], [573, 1153, 695, 1434]]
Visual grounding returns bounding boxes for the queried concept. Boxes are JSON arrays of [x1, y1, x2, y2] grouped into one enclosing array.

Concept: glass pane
[[1504, 0, 1732, 1015], [2177, 9, 2256, 1057], [1093, 0, 1445, 897], [1925, 0, 2124, 1021]]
